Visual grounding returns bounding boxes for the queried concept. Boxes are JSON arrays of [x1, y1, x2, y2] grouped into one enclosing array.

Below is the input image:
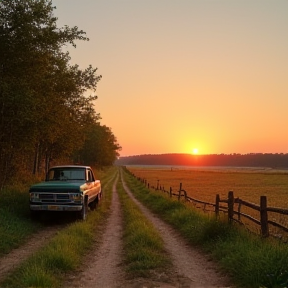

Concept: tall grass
[[117, 177, 172, 278], [2, 213, 99, 288], [1, 167, 118, 288], [122, 167, 288, 288], [0, 187, 42, 255]]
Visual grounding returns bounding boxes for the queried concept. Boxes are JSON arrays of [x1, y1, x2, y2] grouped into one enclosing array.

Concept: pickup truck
[[29, 165, 102, 220]]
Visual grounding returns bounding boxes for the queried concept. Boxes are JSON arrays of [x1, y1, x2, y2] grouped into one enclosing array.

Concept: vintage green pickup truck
[[29, 165, 102, 220]]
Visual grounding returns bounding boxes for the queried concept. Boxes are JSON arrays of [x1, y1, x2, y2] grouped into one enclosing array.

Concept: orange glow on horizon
[[192, 148, 199, 155]]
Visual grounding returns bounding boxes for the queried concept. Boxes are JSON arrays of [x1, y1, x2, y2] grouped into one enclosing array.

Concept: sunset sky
[[52, 0, 288, 156]]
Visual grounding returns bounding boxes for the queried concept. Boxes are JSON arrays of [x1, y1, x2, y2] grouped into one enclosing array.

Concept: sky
[[52, 0, 288, 156]]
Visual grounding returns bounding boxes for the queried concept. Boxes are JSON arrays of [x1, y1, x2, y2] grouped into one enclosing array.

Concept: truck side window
[[87, 170, 93, 182]]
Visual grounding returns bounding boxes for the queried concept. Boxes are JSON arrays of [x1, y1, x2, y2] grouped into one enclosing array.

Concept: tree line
[[0, 0, 121, 188], [116, 153, 288, 168]]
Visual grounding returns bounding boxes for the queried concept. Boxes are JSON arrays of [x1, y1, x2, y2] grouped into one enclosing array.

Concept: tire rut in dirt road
[[0, 225, 62, 282], [65, 174, 125, 288], [120, 171, 232, 288]]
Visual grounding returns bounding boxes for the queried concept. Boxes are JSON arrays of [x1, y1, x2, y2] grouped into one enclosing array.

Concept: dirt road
[[64, 170, 232, 288]]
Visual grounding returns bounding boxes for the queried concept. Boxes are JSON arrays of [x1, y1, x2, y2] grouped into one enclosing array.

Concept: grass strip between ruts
[[117, 174, 172, 279]]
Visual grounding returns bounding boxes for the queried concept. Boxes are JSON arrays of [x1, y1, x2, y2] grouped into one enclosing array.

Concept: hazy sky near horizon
[[52, 0, 288, 156]]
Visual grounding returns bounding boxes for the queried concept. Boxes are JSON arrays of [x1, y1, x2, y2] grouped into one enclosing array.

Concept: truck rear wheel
[[89, 197, 97, 211]]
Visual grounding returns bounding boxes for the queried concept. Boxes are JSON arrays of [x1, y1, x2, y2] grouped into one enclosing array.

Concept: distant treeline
[[115, 153, 288, 168]]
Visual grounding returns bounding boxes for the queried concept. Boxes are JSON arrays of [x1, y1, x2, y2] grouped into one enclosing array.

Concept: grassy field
[[127, 166, 288, 237], [127, 166, 288, 206]]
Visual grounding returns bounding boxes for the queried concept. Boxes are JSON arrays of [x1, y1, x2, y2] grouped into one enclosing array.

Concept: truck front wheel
[[78, 199, 88, 221]]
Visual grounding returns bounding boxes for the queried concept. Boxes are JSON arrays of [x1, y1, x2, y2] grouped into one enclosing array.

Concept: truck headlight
[[30, 193, 39, 201], [70, 193, 82, 202]]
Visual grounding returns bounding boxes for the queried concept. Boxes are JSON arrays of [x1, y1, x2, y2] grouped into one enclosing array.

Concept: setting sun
[[192, 148, 199, 155]]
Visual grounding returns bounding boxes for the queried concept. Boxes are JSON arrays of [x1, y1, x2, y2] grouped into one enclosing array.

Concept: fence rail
[[134, 175, 288, 239]]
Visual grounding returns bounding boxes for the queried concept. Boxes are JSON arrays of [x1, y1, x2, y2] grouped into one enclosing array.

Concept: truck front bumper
[[30, 204, 82, 211]]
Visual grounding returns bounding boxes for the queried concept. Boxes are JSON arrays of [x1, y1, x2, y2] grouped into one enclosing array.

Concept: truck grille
[[39, 193, 70, 203]]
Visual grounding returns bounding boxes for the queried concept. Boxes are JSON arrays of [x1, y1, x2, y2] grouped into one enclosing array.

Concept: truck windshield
[[47, 168, 85, 181]]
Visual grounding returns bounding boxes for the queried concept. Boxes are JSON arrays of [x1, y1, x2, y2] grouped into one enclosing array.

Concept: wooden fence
[[135, 176, 288, 240]]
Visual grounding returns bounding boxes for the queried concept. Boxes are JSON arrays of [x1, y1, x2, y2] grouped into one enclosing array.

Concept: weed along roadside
[[122, 166, 288, 288]]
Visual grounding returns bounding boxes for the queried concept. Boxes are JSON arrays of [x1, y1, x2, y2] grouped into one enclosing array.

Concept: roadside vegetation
[[122, 167, 288, 288], [0, 167, 117, 288], [0, 184, 42, 256], [117, 177, 172, 278]]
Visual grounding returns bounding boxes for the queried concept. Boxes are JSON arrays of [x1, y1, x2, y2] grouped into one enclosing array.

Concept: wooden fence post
[[260, 196, 269, 237], [237, 199, 242, 221], [178, 183, 182, 201], [169, 187, 172, 198], [183, 190, 187, 201], [228, 191, 234, 223], [215, 194, 220, 217]]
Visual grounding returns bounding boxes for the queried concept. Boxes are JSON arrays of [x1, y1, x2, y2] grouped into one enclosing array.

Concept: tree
[[77, 123, 122, 167], [0, 0, 104, 187]]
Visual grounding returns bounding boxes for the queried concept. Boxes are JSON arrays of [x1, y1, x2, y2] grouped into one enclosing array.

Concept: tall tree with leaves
[[77, 123, 122, 167], [0, 0, 102, 187]]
